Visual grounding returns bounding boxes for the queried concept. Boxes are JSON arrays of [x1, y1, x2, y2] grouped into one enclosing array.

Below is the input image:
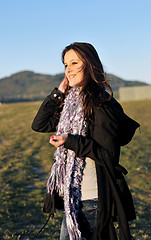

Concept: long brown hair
[[62, 42, 113, 121]]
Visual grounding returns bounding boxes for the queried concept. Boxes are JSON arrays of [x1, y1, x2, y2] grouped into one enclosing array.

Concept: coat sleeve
[[64, 105, 120, 166], [31, 88, 64, 133]]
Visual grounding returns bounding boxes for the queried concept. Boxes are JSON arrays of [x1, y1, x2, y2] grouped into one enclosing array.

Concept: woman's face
[[64, 49, 84, 87]]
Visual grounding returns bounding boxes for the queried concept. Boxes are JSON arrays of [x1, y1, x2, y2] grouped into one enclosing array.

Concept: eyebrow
[[64, 59, 79, 65]]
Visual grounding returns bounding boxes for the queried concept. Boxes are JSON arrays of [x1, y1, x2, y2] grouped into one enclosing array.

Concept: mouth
[[68, 75, 76, 79]]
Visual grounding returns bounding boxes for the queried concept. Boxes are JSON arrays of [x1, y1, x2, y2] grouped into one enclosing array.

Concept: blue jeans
[[59, 199, 98, 240]]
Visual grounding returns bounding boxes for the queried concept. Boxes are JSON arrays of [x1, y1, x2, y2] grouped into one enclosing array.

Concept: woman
[[32, 42, 140, 240]]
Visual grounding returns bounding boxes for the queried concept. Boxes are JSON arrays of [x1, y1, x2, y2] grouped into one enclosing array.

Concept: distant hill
[[0, 71, 148, 102], [106, 74, 148, 91]]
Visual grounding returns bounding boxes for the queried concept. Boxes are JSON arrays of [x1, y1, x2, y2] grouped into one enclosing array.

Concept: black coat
[[32, 88, 140, 240]]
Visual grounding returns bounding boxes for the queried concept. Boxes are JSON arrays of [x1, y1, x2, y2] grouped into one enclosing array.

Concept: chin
[[69, 82, 76, 87]]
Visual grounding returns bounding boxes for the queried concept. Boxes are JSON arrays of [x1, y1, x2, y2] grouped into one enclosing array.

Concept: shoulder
[[90, 96, 120, 152], [94, 93, 122, 125]]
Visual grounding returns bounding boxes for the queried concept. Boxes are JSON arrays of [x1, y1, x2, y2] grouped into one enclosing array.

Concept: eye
[[64, 64, 67, 68], [72, 62, 77, 65]]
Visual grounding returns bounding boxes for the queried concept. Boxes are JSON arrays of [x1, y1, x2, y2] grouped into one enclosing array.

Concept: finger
[[49, 134, 67, 147], [49, 138, 59, 147], [49, 135, 58, 142], [49, 135, 61, 146], [51, 140, 62, 148], [50, 135, 55, 140], [54, 134, 67, 144], [53, 135, 63, 141], [50, 135, 60, 141], [64, 76, 69, 84], [49, 138, 54, 144], [58, 77, 68, 93]]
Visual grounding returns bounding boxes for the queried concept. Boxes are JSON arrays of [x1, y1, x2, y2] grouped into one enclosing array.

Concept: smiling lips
[[68, 75, 76, 79]]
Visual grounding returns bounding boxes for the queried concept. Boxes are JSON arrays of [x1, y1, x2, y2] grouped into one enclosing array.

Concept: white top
[[81, 157, 98, 200]]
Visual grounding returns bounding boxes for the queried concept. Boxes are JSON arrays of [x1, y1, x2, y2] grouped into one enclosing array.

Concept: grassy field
[[0, 99, 150, 239]]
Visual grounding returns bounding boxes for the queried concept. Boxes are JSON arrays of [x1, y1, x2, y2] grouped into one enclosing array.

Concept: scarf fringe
[[66, 213, 82, 240], [47, 87, 87, 239]]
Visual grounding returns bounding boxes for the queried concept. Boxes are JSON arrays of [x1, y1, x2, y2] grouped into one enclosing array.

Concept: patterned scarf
[[47, 87, 87, 240]]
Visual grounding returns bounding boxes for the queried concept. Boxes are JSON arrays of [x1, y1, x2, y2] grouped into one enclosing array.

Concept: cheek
[[65, 69, 68, 77], [76, 65, 84, 72], [79, 69, 84, 78]]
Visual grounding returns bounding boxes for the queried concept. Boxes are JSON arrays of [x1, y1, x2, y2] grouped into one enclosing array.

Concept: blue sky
[[0, 0, 151, 84]]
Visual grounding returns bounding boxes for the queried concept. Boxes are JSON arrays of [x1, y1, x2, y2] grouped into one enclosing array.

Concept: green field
[[0, 100, 150, 239]]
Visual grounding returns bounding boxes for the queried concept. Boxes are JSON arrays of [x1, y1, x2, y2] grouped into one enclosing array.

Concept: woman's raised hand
[[58, 76, 68, 93], [49, 134, 68, 148]]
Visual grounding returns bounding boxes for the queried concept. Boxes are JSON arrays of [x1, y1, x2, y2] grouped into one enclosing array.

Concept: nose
[[65, 65, 72, 74]]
